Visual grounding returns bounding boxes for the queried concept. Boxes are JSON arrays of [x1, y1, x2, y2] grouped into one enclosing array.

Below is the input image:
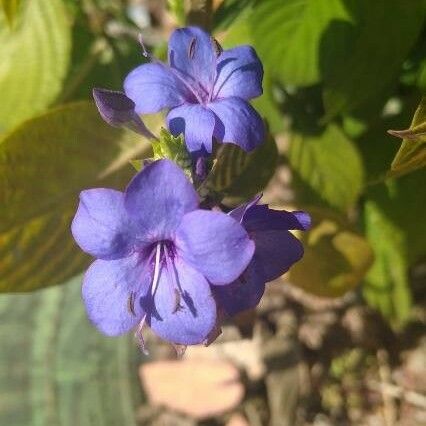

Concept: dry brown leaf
[[140, 359, 244, 419]]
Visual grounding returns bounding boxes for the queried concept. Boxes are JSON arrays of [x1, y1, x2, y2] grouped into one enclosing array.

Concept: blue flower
[[214, 196, 310, 316], [123, 26, 265, 154], [71, 160, 254, 347]]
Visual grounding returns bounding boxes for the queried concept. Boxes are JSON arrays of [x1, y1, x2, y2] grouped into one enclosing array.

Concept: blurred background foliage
[[0, 0, 425, 425]]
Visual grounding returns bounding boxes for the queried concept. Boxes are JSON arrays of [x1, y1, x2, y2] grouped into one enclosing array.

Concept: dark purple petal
[[176, 210, 255, 285], [124, 160, 198, 241], [209, 97, 264, 151], [167, 104, 216, 153], [214, 261, 265, 316], [243, 205, 311, 232], [71, 189, 132, 260], [252, 230, 304, 282], [214, 46, 263, 101], [124, 63, 191, 114], [168, 27, 216, 100], [93, 88, 156, 138], [229, 194, 263, 223], [82, 254, 150, 336], [145, 257, 216, 345]]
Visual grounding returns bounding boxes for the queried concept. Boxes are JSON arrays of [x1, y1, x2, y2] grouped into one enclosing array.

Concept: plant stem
[[185, 0, 213, 30]]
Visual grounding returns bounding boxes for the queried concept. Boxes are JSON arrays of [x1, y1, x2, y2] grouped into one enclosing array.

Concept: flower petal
[[124, 63, 190, 114], [209, 97, 264, 151], [214, 46, 263, 101], [243, 205, 311, 232], [252, 230, 304, 282], [168, 27, 216, 99], [82, 254, 150, 336], [176, 210, 255, 285], [168, 104, 216, 153], [71, 189, 132, 260], [93, 88, 156, 138], [145, 257, 216, 345], [124, 159, 198, 240], [213, 261, 265, 316]]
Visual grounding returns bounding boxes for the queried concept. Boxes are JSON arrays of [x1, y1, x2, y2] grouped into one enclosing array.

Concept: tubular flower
[[71, 160, 254, 347], [123, 26, 265, 154], [214, 196, 311, 316]]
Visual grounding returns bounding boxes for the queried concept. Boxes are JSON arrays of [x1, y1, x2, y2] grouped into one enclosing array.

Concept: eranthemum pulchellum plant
[[72, 26, 310, 352]]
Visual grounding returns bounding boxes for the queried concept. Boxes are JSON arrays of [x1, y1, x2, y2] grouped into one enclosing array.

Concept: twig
[[367, 380, 426, 410], [377, 349, 397, 426]]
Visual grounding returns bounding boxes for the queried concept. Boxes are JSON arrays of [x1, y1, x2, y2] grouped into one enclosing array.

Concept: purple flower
[[214, 196, 310, 316], [71, 159, 254, 346], [123, 27, 265, 154]]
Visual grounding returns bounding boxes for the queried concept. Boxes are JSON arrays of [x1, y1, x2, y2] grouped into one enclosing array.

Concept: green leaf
[[323, 0, 424, 119], [213, 0, 255, 31], [288, 207, 374, 298], [209, 130, 278, 205], [0, 0, 21, 26], [363, 170, 426, 326], [152, 128, 192, 170], [0, 102, 151, 292], [249, 0, 357, 87], [0, 277, 144, 425], [0, 0, 72, 132], [288, 124, 364, 211], [388, 96, 426, 177]]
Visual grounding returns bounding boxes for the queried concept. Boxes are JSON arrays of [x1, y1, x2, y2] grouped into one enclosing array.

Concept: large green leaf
[[323, 0, 424, 118], [208, 131, 278, 205], [288, 124, 364, 211], [389, 96, 426, 177], [288, 207, 373, 298], [249, 0, 357, 87], [0, 0, 72, 131], [0, 102, 150, 292], [0, 277, 144, 425]]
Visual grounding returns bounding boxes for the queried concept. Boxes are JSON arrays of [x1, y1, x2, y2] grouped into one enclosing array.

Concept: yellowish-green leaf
[[0, 0, 72, 131], [0, 0, 21, 26], [288, 124, 364, 211], [0, 102, 150, 292], [288, 208, 374, 298], [388, 96, 426, 177]]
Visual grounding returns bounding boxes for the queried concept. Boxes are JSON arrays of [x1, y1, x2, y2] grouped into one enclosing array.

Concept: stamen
[[150, 242, 162, 296], [138, 33, 150, 58], [172, 288, 183, 314], [188, 37, 197, 59], [134, 242, 163, 355]]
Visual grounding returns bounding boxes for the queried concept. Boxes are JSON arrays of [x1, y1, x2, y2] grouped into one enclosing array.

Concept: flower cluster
[[72, 26, 310, 350]]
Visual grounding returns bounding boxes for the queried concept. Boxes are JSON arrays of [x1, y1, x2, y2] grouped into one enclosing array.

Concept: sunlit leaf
[[249, 0, 357, 87], [323, 0, 424, 118], [288, 207, 374, 298], [0, 102, 151, 292], [388, 96, 426, 177], [0, 277, 143, 425], [288, 124, 364, 211], [0, 0, 72, 131], [209, 130, 278, 205]]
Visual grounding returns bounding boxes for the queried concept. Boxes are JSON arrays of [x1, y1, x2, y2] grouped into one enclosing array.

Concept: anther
[[127, 291, 137, 316], [211, 37, 223, 57], [188, 37, 196, 59]]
